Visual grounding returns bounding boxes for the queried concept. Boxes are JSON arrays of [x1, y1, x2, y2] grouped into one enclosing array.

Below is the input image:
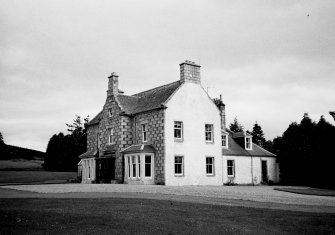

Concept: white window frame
[[206, 157, 215, 176], [245, 137, 252, 150], [227, 159, 235, 177], [174, 121, 183, 141], [130, 155, 141, 179], [141, 124, 148, 142], [221, 134, 228, 148], [174, 156, 184, 176], [108, 128, 114, 145], [205, 124, 214, 143]]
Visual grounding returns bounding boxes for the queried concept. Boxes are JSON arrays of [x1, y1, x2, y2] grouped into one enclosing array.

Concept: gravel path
[[2, 184, 335, 207]]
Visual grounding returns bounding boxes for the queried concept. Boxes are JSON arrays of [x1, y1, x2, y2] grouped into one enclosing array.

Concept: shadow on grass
[[274, 187, 335, 197]]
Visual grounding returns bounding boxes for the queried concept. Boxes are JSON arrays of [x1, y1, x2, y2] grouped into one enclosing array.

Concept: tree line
[[228, 113, 335, 189], [43, 115, 89, 172]]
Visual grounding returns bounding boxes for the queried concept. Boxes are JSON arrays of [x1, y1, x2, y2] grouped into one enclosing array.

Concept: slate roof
[[79, 149, 98, 158], [120, 144, 156, 154], [87, 111, 102, 126], [87, 80, 182, 126], [222, 135, 276, 157]]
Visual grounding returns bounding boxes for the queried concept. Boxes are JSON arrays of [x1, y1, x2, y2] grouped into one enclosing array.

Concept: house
[[78, 61, 279, 185]]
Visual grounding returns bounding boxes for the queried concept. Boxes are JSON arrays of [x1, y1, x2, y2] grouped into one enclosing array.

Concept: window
[[174, 121, 183, 140], [145, 155, 152, 177], [141, 124, 148, 142], [245, 137, 252, 150], [221, 134, 228, 148], [97, 133, 101, 148], [174, 156, 184, 176], [227, 160, 235, 177], [108, 128, 113, 144], [205, 124, 214, 142], [132, 156, 137, 178], [108, 109, 112, 117], [128, 157, 130, 177], [138, 155, 141, 177], [206, 157, 214, 175]]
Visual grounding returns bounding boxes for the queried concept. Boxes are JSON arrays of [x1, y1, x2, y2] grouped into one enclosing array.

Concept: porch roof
[[79, 149, 98, 159], [121, 144, 156, 154]]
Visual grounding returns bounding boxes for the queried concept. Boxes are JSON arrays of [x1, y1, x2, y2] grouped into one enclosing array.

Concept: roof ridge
[[118, 94, 138, 99], [132, 80, 180, 97]]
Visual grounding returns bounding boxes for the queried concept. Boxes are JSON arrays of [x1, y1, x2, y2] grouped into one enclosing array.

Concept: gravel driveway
[[2, 184, 335, 208]]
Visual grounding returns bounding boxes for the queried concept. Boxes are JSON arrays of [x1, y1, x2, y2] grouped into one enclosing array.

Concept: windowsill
[[174, 138, 183, 142], [222, 146, 228, 149], [227, 175, 235, 178], [174, 174, 184, 177], [206, 141, 214, 144], [206, 174, 215, 177]]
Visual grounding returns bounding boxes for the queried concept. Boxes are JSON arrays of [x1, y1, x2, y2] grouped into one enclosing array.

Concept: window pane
[[145, 155, 151, 163], [138, 156, 141, 177], [145, 155, 151, 177], [174, 156, 183, 174]]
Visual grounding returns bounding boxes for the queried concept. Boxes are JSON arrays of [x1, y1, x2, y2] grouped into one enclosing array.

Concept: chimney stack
[[107, 72, 119, 96], [219, 94, 226, 130], [180, 60, 201, 84]]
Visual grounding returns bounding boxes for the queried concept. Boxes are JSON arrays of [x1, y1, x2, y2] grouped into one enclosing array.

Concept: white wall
[[81, 158, 96, 183], [165, 82, 223, 186], [222, 155, 278, 184]]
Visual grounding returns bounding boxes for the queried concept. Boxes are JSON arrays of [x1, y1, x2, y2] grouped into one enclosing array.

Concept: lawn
[[0, 171, 77, 185], [0, 159, 43, 171], [0, 198, 334, 234]]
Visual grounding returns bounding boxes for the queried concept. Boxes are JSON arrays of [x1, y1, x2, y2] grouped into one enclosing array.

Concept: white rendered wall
[[165, 82, 223, 186], [222, 155, 278, 184], [81, 158, 96, 183]]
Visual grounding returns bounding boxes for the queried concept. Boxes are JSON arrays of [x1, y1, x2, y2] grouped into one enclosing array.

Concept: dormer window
[[221, 134, 228, 148], [245, 137, 252, 150], [108, 109, 112, 117]]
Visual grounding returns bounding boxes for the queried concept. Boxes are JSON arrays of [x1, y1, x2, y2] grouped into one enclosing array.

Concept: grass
[[0, 159, 43, 171], [275, 187, 335, 197], [0, 198, 334, 234], [0, 171, 77, 185]]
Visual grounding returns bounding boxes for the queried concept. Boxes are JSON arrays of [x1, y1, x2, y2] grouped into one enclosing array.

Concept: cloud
[[0, 0, 334, 150]]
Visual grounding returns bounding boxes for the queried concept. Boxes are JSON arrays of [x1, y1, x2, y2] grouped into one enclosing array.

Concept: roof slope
[[222, 135, 276, 157], [120, 80, 182, 115], [88, 80, 182, 125]]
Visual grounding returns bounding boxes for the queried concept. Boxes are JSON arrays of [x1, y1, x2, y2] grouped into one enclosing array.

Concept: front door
[[96, 158, 115, 183], [261, 160, 268, 183]]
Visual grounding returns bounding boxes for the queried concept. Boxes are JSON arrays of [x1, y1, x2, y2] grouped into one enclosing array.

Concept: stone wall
[[132, 109, 165, 184], [87, 124, 99, 151], [86, 96, 165, 184]]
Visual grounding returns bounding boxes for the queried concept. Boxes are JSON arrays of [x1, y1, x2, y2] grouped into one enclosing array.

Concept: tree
[[44, 115, 89, 171], [0, 131, 4, 144], [330, 111, 335, 121], [0, 131, 8, 159], [229, 117, 243, 132], [251, 122, 265, 146], [273, 113, 335, 188]]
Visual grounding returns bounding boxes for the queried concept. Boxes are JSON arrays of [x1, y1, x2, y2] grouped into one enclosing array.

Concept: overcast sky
[[1, 0, 334, 151]]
